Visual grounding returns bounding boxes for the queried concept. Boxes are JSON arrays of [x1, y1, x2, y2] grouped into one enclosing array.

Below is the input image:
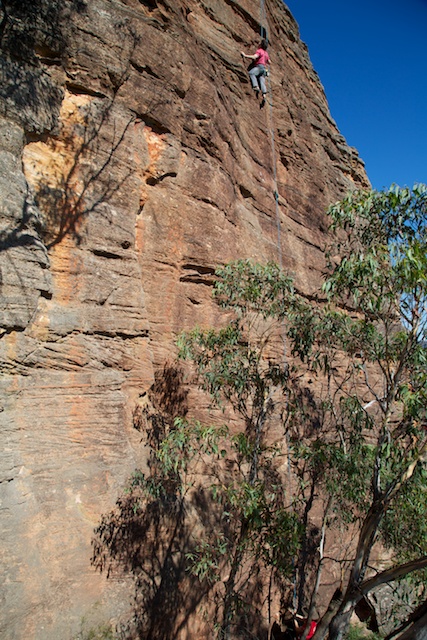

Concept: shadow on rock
[[91, 362, 204, 639], [91, 362, 274, 639]]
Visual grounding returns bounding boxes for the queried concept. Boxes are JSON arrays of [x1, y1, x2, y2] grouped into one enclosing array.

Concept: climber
[[241, 38, 270, 101]]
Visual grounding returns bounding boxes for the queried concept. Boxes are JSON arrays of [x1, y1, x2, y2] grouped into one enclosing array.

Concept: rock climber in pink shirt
[[241, 39, 271, 102]]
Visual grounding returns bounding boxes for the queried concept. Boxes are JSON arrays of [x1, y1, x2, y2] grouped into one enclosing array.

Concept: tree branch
[[360, 555, 427, 596]]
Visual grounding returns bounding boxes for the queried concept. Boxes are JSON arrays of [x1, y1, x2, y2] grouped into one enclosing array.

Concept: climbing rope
[[259, 0, 299, 617], [266, 92, 283, 268], [259, 0, 282, 267], [260, 0, 268, 42]]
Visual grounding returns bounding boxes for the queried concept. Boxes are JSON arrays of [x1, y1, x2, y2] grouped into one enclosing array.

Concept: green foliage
[[289, 186, 427, 515], [326, 184, 427, 335], [344, 625, 382, 640], [213, 260, 296, 319], [173, 185, 427, 633], [295, 437, 375, 523], [127, 418, 229, 508], [186, 534, 229, 584], [381, 463, 427, 561], [175, 261, 305, 637], [123, 409, 300, 638], [157, 418, 228, 478], [95, 185, 427, 640], [177, 323, 288, 416]]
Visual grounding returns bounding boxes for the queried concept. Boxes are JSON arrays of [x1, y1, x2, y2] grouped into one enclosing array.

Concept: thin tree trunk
[[386, 598, 427, 640], [315, 501, 384, 640], [310, 588, 343, 640], [361, 556, 427, 596], [327, 600, 357, 640], [221, 524, 247, 640], [301, 497, 332, 640], [394, 613, 427, 640], [222, 391, 271, 637], [297, 477, 317, 612], [326, 551, 427, 640]]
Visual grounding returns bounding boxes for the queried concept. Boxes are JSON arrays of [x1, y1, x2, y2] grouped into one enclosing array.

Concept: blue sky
[[284, 0, 427, 190]]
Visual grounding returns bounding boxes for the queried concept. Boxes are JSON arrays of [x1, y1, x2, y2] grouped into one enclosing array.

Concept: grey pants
[[249, 64, 267, 94]]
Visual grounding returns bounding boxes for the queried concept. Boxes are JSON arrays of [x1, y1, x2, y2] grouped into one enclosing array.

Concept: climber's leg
[[258, 67, 267, 95], [248, 66, 260, 93]]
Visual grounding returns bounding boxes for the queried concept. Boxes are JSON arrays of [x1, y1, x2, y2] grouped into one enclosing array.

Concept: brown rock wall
[[0, 0, 369, 637]]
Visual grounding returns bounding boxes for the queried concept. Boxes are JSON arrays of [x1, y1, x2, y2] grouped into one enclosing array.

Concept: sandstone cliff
[[0, 0, 369, 638]]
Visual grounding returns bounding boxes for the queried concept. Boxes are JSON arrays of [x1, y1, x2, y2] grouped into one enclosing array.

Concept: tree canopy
[[93, 184, 427, 640]]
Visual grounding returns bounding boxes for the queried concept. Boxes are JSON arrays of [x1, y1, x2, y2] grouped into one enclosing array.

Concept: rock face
[[0, 0, 368, 638]]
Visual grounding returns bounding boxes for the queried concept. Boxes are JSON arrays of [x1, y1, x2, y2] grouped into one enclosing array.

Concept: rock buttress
[[0, 0, 369, 638]]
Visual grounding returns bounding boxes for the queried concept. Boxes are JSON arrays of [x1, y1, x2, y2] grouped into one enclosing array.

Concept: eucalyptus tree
[[307, 184, 427, 640], [93, 185, 427, 640], [177, 185, 427, 639]]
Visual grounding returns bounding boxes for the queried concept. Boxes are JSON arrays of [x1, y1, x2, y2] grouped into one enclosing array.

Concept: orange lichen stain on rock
[[143, 124, 166, 182], [22, 91, 94, 303], [134, 124, 167, 254], [22, 91, 94, 246], [135, 211, 145, 255], [48, 237, 83, 304], [144, 125, 165, 165], [133, 120, 148, 254], [23, 91, 90, 192]]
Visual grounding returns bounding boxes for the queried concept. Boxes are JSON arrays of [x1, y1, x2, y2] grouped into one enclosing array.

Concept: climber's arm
[[241, 52, 258, 61]]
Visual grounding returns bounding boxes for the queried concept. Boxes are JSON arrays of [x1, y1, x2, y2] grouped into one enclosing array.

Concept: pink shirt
[[255, 48, 270, 66]]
